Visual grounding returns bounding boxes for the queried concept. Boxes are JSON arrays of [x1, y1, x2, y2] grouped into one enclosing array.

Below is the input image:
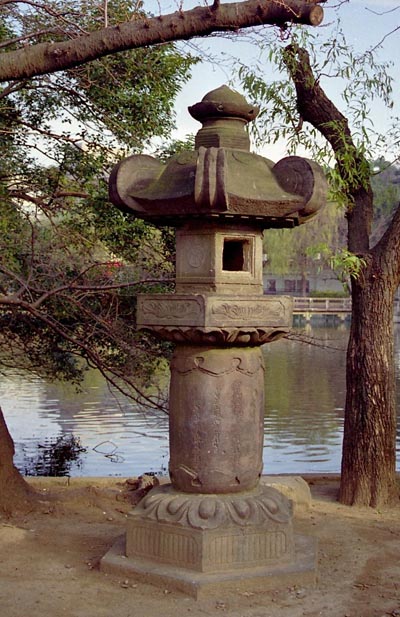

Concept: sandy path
[[0, 478, 399, 617]]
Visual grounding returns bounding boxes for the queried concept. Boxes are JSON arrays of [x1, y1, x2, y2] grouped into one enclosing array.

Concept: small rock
[[120, 579, 130, 588], [240, 591, 254, 597]]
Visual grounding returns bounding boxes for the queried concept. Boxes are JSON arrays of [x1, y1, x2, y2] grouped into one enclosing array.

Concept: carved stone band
[[137, 294, 293, 331], [138, 325, 289, 345], [132, 484, 293, 531]]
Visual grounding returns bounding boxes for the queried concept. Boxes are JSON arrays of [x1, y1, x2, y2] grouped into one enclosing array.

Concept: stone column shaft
[[169, 345, 265, 494]]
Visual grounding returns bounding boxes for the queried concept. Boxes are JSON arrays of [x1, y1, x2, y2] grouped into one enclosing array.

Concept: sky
[[142, 0, 400, 163]]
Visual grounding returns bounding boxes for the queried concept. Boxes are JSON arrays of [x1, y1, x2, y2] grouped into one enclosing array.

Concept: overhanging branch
[[282, 43, 374, 253], [0, 0, 324, 82]]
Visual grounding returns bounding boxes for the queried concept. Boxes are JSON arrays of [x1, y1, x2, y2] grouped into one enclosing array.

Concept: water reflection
[[3, 372, 169, 476], [1, 325, 399, 476], [263, 327, 348, 473]]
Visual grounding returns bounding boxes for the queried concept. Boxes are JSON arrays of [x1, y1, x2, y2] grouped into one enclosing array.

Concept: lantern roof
[[109, 86, 327, 228]]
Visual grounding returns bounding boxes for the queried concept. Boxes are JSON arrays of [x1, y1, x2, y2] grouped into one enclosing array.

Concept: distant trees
[[371, 159, 400, 236], [263, 201, 346, 296], [263, 161, 400, 296]]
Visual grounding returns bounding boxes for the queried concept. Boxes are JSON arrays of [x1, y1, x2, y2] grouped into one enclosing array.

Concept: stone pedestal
[[101, 336, 318, 596], [101, 483, 317, 598], [100, 292, 318, 596], [125, 484, 294, 568]]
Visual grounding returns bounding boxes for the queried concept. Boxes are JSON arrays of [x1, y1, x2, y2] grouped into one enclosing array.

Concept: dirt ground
[[0, 476, 399, 617]]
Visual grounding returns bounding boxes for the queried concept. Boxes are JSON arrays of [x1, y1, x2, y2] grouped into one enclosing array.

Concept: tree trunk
[[283, 44, 399, 507], [0, 406, 37, 515], [339, 259, 398, 506]]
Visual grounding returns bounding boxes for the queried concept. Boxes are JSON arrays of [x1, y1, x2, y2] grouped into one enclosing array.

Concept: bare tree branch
[[0, 292, 168, 411], [0, 28, 62, 50], [368, 25, 400, 54], [366, 5, 400, 16]]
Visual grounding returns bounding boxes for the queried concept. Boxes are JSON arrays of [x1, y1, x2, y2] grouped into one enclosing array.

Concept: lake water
[[1, 325, 399, 477]]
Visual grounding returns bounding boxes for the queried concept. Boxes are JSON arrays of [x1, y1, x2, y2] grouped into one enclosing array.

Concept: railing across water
[[293, 297, 351, 314], [292, 297, 400, 322]]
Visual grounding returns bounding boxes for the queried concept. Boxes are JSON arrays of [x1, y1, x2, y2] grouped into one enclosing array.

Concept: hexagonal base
[[126, 519, 294, 573], [123, 484, 295, 569], [100, 534, 317, 599]]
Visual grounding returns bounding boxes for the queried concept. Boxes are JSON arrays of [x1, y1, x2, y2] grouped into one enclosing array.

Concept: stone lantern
[[102, 86, 327, 597]]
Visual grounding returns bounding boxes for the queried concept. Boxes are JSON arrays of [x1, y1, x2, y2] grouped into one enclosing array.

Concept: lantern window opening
[[222, 238, 250, 272]]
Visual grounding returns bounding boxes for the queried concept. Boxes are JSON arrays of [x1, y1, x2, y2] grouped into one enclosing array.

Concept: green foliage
[[329, 249, 367, 283], [263, 202, 345, 277], [1, 0, 197, 162], [263, 203, 366, 291], [153, 134, 195, 163], [0, 200, 28, 274], [0, 0, 195, 403], [305, 242, 331, 262], [70, 48, 194, 148]]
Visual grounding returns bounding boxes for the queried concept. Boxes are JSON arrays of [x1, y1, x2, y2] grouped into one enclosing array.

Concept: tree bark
[[340, 203, 400, 505], [284, 44, 400, 506], [0, 406, 37, 515], [340, 267, 397, 506], [0, 0, 324, 83]]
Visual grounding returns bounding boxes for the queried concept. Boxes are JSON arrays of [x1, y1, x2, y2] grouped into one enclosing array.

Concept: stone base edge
[[100, 534, 317, 599]]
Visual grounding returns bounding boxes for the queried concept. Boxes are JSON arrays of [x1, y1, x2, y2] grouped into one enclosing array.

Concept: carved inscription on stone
[[143, 300, 201, 319], [209, 298, 290, 326], [137, 296, 203, 326], [169, 346, 265, 493], [137, 294, 292, 330]]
